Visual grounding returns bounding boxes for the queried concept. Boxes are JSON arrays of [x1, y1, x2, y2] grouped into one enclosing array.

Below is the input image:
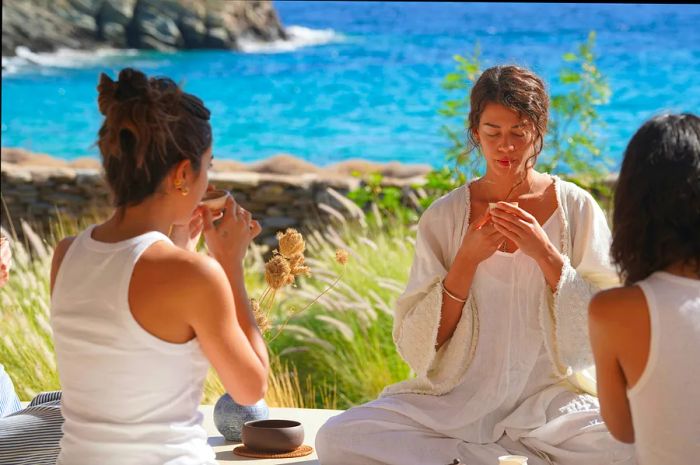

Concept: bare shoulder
[[589, 286, 648, 328], [53, 236, 76, 263], [50, 236, 76, 291], [136, 242, 228, 296]]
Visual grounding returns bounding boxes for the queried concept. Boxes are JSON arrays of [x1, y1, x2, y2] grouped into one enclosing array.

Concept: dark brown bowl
[[241, 419, 304, 452]]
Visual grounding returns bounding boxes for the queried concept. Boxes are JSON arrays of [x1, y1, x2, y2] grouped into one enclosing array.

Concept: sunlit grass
[[0, 193, 416, 409]]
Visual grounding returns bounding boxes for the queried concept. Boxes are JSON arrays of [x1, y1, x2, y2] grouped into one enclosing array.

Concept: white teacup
[[200, 189, 230, 213], [498, 455, 528, 465]]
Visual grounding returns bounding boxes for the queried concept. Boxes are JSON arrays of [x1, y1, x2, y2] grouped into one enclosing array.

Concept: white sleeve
[[541, 188, 620, 376]]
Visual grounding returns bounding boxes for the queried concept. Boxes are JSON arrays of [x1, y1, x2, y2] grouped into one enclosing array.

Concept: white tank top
[[631, 271, 700, 464], [50, 225, 216, 465]]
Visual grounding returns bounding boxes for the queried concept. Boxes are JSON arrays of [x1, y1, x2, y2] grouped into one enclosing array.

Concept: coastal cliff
[[2, 0, 287, 56]]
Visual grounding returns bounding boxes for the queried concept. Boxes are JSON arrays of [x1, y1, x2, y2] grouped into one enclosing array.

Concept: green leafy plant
[[347, 30, 613, 220], [541, 31, 613, 176], [346, 171, 419, 225]]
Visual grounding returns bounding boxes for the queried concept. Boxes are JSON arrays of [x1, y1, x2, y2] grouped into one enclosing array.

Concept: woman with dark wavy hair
[[317, 65, 634, 464], [47, 68, 269, 465], [589, 113, 700, 464]]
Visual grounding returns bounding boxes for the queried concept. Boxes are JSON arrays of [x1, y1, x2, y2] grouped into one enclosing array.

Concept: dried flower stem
[[266, 269, 346, 343]]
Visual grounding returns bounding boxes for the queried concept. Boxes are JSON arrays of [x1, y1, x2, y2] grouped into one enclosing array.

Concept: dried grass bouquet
[[252, 228, 348, 341]]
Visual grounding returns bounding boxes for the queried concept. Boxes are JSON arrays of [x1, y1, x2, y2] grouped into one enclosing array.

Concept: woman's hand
[[489, 202, 554, 260], [169, 206, 206, 253], [202, 195, 262, 265], [490, 202, 564, 290], [456, 210, 506, 265]]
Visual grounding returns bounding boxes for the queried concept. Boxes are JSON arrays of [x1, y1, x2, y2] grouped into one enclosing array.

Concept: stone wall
[[0, 164, 424, 248]]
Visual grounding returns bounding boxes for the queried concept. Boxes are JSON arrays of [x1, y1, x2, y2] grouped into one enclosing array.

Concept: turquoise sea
[[2, 2, 699, 169]]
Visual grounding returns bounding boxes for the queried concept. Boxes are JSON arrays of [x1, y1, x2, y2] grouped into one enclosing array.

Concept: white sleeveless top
[[50, 225, 216, 465], [630, 271, 700, 464]]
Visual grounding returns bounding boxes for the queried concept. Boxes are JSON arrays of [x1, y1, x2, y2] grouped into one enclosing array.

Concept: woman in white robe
[[316, 65, 636, 465]]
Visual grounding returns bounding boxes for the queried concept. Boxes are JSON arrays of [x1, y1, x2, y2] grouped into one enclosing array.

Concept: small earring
[[180, 186, 189, 196]]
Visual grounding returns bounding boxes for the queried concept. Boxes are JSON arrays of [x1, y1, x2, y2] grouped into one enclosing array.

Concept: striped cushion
[[28, 391, 62, 407], [0, 393, 63, 465], [0, 365, 21, 418]]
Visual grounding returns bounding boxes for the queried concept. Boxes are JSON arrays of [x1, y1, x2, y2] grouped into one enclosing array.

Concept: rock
[[69, 157, 102, 169], [2, 1, 94, 55], [129, 0, 184, 50], [1, 148, 69, 167], [179, 15, 207, 49], [211, 159, 247, 173], [248, 154, 321, 175], [97, 0, 137, 47], [2, 0, 287, 56], [323, 159, 432, 179], [261, 216, 297, 230], [204, 27, 231, 49]]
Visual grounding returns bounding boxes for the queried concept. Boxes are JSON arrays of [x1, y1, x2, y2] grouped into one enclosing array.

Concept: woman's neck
[[95, 200, 173, 242], [664, 261, 700, 280], [481, 168, 537, 202]]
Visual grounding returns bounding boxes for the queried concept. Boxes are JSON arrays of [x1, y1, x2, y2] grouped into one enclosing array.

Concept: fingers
[[491, 209, 528, 235], [493, 223, 520, 244], [471, 210, 492, 230], [249, 220, 262, 239], [189, 214, 204, 239], [202, 205, 216, 231], [495, 202, 534, 222]]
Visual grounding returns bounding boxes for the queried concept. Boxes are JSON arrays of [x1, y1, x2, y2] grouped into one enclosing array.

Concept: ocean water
[[2, 2, 699, 170]]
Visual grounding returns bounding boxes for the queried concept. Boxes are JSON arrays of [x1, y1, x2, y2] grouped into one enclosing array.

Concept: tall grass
[[0, 193, 416, 409]]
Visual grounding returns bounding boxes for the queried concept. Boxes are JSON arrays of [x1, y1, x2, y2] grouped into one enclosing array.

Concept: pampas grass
[[0, 197, 415, 409]]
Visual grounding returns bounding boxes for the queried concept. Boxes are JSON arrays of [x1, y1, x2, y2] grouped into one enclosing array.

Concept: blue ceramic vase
[[213, 393, 269, 442]]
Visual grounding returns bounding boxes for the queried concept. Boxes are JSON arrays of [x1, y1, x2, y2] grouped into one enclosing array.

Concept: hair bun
[[115, 68, 150, 102], [97, 73, 117, 115]]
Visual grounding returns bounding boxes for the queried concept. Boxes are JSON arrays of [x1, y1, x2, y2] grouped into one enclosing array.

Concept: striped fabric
[[0, 392, 63, 465], [28, 391, 62, 407], [0, 365, 21, 418]]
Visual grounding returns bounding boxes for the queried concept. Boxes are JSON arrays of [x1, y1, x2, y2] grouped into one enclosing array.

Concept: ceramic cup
[[241, 419, 304, 452], [201, 189, 230, 212], [498, 455, 528, 465]]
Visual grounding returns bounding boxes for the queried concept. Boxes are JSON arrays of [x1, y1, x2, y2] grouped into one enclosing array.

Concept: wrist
[[214, 254, 245, 275], [536, 241, 559, 264], [455, 247, 481, 268]]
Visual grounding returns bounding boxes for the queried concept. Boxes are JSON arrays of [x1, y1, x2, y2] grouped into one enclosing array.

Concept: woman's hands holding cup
[[202, 194, 262, 265], [169, 206, 206, 253], [456, 210, 506, 265], [489, 202, 553, 260]]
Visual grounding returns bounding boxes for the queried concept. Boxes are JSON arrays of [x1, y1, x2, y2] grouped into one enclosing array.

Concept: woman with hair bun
[[316, 65, 635, 464], [49, 68, 269, 465]]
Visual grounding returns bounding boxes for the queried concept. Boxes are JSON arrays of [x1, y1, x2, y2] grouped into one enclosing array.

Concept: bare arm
[[218, 260, 269, 373], [436, 213, 505, 350], [437, 251, 478, 349], [589, 289, 638, 443], [187, 257, 268, 406], [50, 237, 75, 295]]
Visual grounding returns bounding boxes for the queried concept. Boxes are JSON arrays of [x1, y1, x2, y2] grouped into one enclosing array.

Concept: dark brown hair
[[468, 65, 549, 165], [97, 68, 212, 208], [611, 113, 700, 285]]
